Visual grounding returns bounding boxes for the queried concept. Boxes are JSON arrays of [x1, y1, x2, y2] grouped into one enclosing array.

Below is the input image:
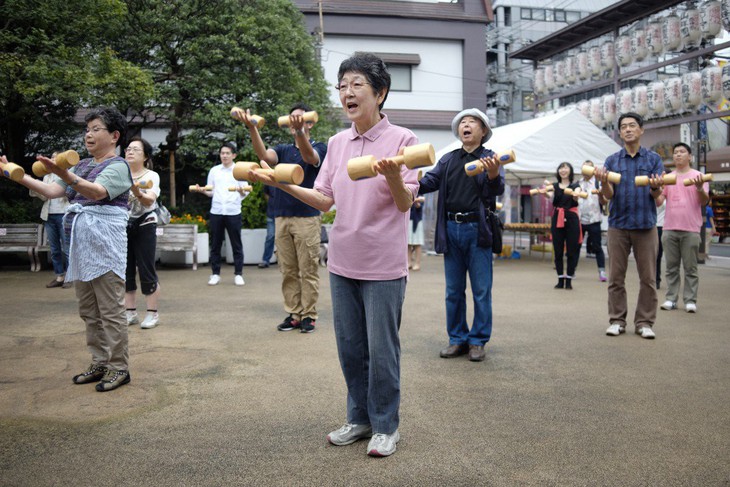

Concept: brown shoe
[[62, 281, 73, 289], [439, 343, 468, 358], [468, 345, 486, 362], [46, 278, 63, 288]]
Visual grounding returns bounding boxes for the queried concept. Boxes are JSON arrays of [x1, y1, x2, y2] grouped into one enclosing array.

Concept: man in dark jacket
[[418, 108, 504, 362]]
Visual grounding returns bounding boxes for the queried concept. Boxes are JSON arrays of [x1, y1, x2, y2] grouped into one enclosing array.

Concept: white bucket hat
[[451, 108, 492, 144]]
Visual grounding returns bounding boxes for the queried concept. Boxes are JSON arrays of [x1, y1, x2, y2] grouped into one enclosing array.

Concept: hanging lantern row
[[569, 65, 730, 128], [533, 1, 730, 96]]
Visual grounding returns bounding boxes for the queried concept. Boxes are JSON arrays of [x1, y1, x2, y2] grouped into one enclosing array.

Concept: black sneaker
[[73, 363, 107, 384], [277, 315, 300, 332], [300, 317, 316, 333], [95, 369, 131, 392]]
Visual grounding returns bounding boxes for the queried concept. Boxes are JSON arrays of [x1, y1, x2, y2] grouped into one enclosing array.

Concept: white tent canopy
[[431, 109, 622, 183]]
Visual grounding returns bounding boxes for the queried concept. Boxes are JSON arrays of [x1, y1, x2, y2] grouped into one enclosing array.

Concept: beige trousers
[[662, 230, 701, 305], [275, 216, 321, 320]]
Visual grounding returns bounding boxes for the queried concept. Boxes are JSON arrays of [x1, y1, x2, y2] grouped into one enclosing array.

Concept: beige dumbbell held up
[[464, 149, 516, 177], [278, 111, 318, 128], [683, 173, 713, 186], [582, 163, 621, 184], [529, 184, 554, 196], [563, 187, 588, 199], [233, 162, 304, 185], [228, 185, 253, 192], [635, 174, 677, 186], [0, 160, 25, 182], [347, 143, 435, 181], [230, 107, 265, 129], [135, 180, 154, 189], [32, 150, 80, 177], [189, 185, 213, 191]]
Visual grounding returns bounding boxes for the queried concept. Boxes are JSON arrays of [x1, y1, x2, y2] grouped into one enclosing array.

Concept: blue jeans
[[46, 214, 68, 275], [444, 220, 493, 346], [261, 216, 275, 263], [329, 272, 406, 435]]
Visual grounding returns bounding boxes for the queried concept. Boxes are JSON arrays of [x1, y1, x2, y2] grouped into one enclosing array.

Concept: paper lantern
[[680, 7, 702, 50], [723, 0, 730, 31], [577, 50, 590, 80], [647, 81, 666, 117], [663, 14, 682, 51], [723, 64, 730, 100], [544, 62, 555, 92], [646, 20, 664, 56], [589, 46, 602, 76], [631, 84, 649, 117], [600, 41, 615, 72], [577, 100, 590, 119], [681, 72, 702, 109], [601, 94, 616, 126], [701, 66, 723, 102], [631, 29, 648, 63], [589, 98, 604, 126], [534, 67, 545, 95], [615, 35, 632, 67], [701, 1, 723, 39], [555, 59, 566, 88], [617, 89, 633, 114], [564, 55, 576, 84], [664, 77, 683, 112]]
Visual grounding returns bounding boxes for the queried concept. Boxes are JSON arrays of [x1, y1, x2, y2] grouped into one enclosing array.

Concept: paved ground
[[1, 251, 729, 486]]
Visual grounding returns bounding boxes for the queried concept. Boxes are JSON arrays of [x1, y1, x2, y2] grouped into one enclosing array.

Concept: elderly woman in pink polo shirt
[[250, 53, 418, 457]]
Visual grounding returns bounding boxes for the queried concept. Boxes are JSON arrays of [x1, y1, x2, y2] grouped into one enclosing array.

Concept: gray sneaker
[[326, 423, 373, 446], [95, 369, 131, 392], [126, 310, 140, 326], [72, 363, 107, 384], [367, 431, 400, 457]]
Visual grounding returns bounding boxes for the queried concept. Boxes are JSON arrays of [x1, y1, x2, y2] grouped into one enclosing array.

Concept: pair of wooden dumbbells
[[230, 107, 319, 129]]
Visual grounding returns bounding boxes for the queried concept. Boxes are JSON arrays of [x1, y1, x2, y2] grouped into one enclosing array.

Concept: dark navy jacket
[[418, 146, 505, 254]]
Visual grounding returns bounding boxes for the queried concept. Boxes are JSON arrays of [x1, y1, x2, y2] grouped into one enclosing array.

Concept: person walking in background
[[596, 112, 663, 340], [124, 137, 162, 329], [237, 103, 326, 334], [194, 141, 248, 286], [705, 191, 717, 253], [408, 196, 426, 271], [655, 143, 710, 314], [29, 152, 71, 289], [418, 108, 504, 362], [543, 162, 581, 290], [258, 185, 277, 269], [578, 160, 606, 282], [656, 199, 666, 289]]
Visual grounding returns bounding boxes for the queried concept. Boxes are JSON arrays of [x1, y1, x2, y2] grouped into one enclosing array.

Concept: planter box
[[225, 228, 274, 265], [158, 231, 209, 266]]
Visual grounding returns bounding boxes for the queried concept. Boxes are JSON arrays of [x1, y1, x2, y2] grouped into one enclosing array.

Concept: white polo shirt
[[207, 163, 245, 215]]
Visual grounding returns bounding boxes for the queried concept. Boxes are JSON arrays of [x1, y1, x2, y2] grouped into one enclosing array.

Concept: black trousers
[[126, 219, 158, 295], [209, 213, 243, 275], [552, 211, 581, 277]]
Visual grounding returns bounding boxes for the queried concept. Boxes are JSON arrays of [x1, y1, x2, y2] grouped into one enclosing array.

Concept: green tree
[[118, 0, 339, 209]]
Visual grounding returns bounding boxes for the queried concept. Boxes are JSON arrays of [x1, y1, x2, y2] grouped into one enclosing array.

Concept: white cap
[[451, 108, 492, 144]]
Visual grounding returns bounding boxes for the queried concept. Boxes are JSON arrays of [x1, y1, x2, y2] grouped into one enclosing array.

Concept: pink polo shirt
[[314, 114, 419, 280], [662, 168, 709, 233]]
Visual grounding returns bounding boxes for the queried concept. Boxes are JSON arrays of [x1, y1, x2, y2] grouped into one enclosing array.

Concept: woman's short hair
[[556, 162, 574, 183], [337, 52, 391, 110], [84, 107, 127, 146], [128, 136, 154, 169]]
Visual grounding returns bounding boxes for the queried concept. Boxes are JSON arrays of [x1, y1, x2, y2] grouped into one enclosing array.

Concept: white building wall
[[322, 36, 463, 111]]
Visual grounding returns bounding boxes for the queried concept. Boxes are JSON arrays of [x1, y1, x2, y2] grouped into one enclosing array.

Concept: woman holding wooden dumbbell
[[543, 162, 582, 289], [124, 137, 162, 329]]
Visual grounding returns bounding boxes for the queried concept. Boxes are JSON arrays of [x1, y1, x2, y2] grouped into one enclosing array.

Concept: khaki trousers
[[607, 227, 658, 329], [275, 216, 321, 320], [662, 230, 700, 305], [75, 271, 129, 371]]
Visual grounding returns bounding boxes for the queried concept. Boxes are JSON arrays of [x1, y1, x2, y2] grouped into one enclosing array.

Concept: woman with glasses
[[124, 137, 161, 329], [248, 52, 418, 457]]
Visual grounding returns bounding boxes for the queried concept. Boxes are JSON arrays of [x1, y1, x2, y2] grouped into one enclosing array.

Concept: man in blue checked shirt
[[595, 112, 664, 340]]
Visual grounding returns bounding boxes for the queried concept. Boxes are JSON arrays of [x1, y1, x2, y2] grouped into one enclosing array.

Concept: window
[[545, 10, 554, 21], [521, 8, 531, 20], [566, 11, 580, 22], [504, 7, 512, 27], [532, 9, 546, 21], [554, 10, 566, 22], [386, 64, 412, 92], [522, 91, 535, 112]]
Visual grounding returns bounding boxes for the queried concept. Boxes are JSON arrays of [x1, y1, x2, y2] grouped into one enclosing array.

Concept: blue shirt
[[604, 147, 664, 230], [272, 141, 326, 217]]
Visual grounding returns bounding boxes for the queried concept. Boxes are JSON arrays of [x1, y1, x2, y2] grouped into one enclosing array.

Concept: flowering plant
[[170, 213, 208, 233]]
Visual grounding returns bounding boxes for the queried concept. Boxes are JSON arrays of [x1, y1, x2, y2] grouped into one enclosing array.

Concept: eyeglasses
[[85, 126, 109, 134], [334, 81, 371, 93], [125, 147, 144, 153]]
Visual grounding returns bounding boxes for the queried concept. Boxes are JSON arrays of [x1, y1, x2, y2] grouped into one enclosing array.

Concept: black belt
[[447, 211, 479, 223]]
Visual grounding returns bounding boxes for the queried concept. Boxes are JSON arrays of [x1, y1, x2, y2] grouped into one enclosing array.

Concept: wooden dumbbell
[[563, 188, 588, 199], [233, 162, 304, 185], [582, 164, 621, 184], [529, 184, 554, 196], [189, 185, 213, 191], [464, 149, 516, 177], [230, 107, 265, 129], [635, 174, 676, 186], [32, 150, 80, 177], [495, 202, 503, 210], [591, 189, 601, 195], [278, 111, 318, 128], [135, 180, 153, 189], [683, 173, 713, 186], [347, 143, 435, 181], [228, 185, 253, 192], [0, 161, 25, 182]]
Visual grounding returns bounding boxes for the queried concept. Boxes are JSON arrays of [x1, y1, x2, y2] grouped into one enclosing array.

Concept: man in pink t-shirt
[[652, 143, 710, 313]]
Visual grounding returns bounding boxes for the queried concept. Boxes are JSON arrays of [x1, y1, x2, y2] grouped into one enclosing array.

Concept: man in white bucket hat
[[418, 108, 504, 362]]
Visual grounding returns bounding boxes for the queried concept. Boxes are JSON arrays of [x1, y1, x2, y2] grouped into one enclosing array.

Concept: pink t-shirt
[[314, 114, 419, 280], [662, 168, 709, 232]]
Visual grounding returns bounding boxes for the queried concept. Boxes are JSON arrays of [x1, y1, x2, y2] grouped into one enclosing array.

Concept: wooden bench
[[155, 224, 199, 270], [0, 223, 44, 271]]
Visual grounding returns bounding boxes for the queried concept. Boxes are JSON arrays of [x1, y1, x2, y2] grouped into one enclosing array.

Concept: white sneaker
[[685, 303, 697, 313], [367, 431, 400, 457], [606, 323, 625, 336], [660, 300, 677, 311], [126, 311, 140, 326], [234, 275, 245, 286], [140, 312, 159, 329], [326, 423, 372, 446], [208, 274, 220, 286], [636, 327, 656, 339]]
